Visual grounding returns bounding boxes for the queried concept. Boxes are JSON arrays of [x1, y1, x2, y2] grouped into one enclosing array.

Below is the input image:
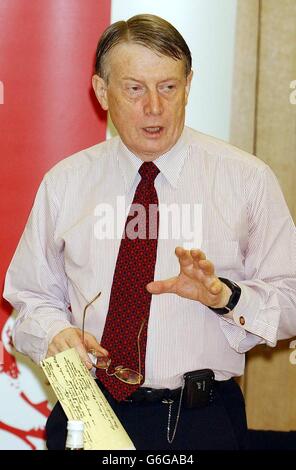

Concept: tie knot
[[138, 162, 160, 183]]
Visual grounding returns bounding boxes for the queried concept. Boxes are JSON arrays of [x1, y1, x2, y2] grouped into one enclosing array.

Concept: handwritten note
[[40, 348, 135, 450]]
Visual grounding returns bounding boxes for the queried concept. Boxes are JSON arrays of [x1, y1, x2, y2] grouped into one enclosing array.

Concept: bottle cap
[[67, 420, 84, 431]]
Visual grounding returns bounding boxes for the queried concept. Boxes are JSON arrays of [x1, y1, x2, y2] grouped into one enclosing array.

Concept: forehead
[[106, 42, 185, 81]]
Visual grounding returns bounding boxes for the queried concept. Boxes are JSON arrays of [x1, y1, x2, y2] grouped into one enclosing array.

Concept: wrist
[[212, 283, 232, 309], [208, 278, 241, 315]]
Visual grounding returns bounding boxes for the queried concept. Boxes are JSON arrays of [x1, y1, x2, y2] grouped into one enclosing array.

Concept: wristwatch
[[208, 277, 241, 315]]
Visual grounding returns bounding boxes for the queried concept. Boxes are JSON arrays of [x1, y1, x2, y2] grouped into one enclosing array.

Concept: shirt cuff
[[233, 283, 279, 346], [220, 283, 279, 347], [13, 310, 75, 364]]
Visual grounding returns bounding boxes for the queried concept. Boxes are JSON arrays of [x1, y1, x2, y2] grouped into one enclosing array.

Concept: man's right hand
[[46, 327, 109, 369]]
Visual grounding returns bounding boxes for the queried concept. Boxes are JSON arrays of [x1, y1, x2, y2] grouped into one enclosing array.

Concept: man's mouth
[[142, 126, 164, 137]]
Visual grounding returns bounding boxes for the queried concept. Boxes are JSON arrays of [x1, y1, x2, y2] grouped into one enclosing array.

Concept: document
[[40, 348, 135, 450]]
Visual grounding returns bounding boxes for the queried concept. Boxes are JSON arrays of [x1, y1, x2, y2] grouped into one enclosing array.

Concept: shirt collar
[[117, 127, 189, 192]]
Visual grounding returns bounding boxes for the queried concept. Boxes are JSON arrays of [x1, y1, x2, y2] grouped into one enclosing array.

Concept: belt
[[97, 379, 227, 405], [123, 387, 182, 404], [97, 380, 182, 404]]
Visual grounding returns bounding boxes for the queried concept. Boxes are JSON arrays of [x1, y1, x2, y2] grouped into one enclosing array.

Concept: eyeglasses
[[81, 292, 145, 385]]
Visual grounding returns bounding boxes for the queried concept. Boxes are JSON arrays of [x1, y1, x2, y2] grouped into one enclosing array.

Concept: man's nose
[[144, 90, 163, 116]]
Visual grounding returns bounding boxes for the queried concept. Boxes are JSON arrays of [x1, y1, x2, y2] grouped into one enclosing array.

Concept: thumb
[[75, 342, 94, 369], [146, 277, 177, 294], [83, 332, 109, 358]]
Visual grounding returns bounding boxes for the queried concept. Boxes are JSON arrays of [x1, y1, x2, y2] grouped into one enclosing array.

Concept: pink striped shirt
[[4, 127, 296, 389]]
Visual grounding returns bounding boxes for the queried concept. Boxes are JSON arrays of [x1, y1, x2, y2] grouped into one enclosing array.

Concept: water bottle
[[65, 420, 84, 450]]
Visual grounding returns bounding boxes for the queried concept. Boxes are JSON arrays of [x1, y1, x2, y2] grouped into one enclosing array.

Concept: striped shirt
[[4, 126, 296, 389]]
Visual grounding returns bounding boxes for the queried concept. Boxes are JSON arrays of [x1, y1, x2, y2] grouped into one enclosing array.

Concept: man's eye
[[127, 85, 144, 95], [160, 84, 176, 93]]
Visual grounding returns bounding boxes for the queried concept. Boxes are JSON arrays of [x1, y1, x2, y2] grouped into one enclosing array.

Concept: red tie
[[97, 162, 160, 401]]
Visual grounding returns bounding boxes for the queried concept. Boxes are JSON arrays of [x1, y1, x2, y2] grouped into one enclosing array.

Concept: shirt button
[[239, 316, 245, 326]]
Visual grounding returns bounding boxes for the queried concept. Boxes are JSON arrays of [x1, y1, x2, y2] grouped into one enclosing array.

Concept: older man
[[4, 14, 296, 450]]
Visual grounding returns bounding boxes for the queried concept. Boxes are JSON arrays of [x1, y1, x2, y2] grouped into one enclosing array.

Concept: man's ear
[[92, 74, 108, 110]]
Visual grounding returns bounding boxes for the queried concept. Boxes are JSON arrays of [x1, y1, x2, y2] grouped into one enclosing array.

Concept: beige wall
[[231, 0, 296, 430], [255, 0, 296, 219]]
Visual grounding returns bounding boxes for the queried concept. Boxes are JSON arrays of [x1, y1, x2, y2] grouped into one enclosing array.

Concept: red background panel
[[0, 0, 110, 327]]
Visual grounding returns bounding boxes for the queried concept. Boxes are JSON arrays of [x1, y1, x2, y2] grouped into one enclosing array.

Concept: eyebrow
[[121, 77, 180, 83], [121, 77, 142, 81]]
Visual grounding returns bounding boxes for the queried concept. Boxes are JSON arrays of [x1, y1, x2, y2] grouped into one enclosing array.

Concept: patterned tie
[[96, 162, 160, 401]]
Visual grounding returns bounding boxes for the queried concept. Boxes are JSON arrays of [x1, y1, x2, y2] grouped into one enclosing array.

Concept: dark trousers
[[46, 378, 249, 450]]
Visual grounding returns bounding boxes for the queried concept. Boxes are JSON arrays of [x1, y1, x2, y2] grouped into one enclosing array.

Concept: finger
[[59, 329, 93, 367], [49, 336, 70, 354], [208, 277, 223, 295], [190, 249, 206, 261], [146, 277, 177, 294], [50, 327, 80, 350], [73, 345, 93, 369], [73, 341, 96, 369], [191, 249, 206, 269], [46, 328, 75, 358], [198, 259, 215, 276], [46, 328, 92, 367], [175, 246, 193, 267], [84, 333, 109, 357], [45, 344, 60, 358]]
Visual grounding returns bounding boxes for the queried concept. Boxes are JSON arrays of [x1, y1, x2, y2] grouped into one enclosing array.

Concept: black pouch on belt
[[183, 369, 215, 409]]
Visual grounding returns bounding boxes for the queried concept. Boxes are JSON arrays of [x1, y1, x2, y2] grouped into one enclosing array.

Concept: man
[[4, 14, 296, 450]]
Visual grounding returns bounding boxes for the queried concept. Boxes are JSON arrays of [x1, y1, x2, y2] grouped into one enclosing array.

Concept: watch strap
[[208, 277, 241, 315]]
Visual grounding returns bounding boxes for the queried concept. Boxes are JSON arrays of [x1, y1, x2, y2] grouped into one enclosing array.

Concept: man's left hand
[[146, 246, 231, 308]]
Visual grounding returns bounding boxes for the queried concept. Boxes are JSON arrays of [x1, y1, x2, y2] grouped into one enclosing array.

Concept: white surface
[[0, 314, 56, 450]]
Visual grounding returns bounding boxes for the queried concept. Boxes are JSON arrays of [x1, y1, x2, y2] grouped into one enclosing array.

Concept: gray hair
[[95, 14, 192, 80]]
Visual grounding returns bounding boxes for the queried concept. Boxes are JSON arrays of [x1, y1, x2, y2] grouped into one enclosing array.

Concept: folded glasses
[[81, 292, 145, 385]]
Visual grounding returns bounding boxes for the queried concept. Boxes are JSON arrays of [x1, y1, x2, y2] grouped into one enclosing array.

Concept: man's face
[[93, 43, 193, 161]]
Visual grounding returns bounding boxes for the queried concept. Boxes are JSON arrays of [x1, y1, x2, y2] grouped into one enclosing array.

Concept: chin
[[139, 149, 166, 161]]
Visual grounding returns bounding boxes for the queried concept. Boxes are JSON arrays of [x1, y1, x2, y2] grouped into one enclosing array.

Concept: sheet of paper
[[40, 348, 135, 450]]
